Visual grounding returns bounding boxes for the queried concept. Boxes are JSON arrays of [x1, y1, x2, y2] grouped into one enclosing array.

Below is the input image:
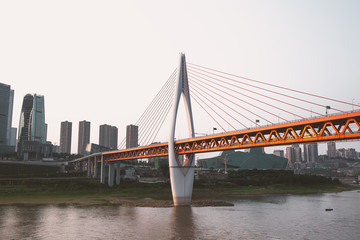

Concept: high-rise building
[[18, 94, 33, 148], [273, 150, 284, 158], [126, 124, 138, 149], [303, 143, 318, 163], [78, 120, 90, 155], [0, 83, 14, 149], [17, 94, 48, 159], [30, 94, 46, 143], [60, 121, 72, 154], [10, 128, 17, 147], [285, 147, 295, 163], [286, 145, 302, 163], [17, 94, 46, 142], [7, 89, 14, 146], [327, 142, 336, 158], [99, 124, 118, 150]]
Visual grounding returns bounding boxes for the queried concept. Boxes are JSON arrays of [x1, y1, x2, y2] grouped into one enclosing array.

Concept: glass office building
[[0, 82, 15, 153], [17, 94, 47, 159]]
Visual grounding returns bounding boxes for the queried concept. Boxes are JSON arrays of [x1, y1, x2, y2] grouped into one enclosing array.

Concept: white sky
[[1, 0, 359, 154]]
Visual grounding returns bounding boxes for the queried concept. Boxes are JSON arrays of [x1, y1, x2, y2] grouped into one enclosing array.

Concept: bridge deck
[[91, 111, 360, 162]]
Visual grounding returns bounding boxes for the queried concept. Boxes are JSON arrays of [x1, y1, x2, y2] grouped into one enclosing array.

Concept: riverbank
[[1, 178, 358, 207]]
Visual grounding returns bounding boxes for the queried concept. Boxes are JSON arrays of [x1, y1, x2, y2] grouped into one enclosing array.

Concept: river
[[1, 190, 359, 239]]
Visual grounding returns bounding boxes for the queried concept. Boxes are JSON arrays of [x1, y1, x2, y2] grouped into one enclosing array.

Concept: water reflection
[[0, 206, 42, 239], [170, 207, 195, 239], [1, 191, 360, 240]]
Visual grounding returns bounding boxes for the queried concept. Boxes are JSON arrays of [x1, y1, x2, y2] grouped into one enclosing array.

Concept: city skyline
[[1, 1, 360, 154]]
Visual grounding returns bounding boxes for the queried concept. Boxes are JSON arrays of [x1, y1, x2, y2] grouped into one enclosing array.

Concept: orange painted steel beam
[[104, 142, 168, 162], [102, 111, 360, 162]]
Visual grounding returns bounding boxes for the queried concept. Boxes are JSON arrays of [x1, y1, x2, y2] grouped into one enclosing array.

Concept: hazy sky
[[1, 0, 359, 154]]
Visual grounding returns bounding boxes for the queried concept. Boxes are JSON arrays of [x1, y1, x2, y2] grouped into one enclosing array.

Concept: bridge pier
[[116, 162, 121, 185], [100, 155, 106, 184], [83, 160, 87, 172], [169, 162, 195, 206], [87, 158, 91, 177], [108, 163, 115, 187], [93, 157, 98, 178]]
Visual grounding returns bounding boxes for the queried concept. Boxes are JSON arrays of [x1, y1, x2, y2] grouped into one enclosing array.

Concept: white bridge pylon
[[169, 53, 196, 206]]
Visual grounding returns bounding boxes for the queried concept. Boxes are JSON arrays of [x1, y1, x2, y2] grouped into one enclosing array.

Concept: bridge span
[[72, 110, 360, 205], [72, 53, 360, 206]]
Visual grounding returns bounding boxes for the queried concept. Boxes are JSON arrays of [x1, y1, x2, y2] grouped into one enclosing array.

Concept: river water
[[1, 190, 359, 240]]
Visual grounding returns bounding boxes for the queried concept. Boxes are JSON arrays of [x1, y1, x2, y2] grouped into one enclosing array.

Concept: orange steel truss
[[103, 112, 360, 162]]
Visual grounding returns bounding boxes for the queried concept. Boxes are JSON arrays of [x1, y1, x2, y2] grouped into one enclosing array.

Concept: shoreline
[[1, 181, 358, 207]]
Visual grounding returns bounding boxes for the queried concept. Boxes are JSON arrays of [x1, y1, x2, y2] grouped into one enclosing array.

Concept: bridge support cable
[[189, 75, 279, 125], [190, 81, 250, 128], [148, 95, 174, 145], [117, 70, 176, 149], [191, 93, 228, 132], [187, 63, 360, 110], [168, 53, 196, 206], [181, 77, 228, 132], [137, 72, 176, 146], [136, 70, 176, 127], [191, 93, 227, 132], [140, 83, 174, 146], [187, 64, 350, 115], [190, 85, 238, 131], [188, 71, 308, 121], [188, 68, 313, 119], [138, 74, 175, 146]]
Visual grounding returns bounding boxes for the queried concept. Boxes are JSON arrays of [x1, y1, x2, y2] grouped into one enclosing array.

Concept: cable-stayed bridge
[[73, 53, 360, 206]]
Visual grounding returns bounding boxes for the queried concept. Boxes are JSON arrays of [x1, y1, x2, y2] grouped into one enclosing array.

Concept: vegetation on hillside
[[226, 169, 340, 186]]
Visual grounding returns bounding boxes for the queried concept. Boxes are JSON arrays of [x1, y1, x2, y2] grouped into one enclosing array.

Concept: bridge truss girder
[[102, 111, 360, 162]]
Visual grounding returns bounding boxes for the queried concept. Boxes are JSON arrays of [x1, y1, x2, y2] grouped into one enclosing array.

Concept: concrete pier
[[87, 158, 91, 177], [116, 162, 121, 185], [100, 155, 105, 184], [93, 157, 98, 178], [108, 163, 114, 187]]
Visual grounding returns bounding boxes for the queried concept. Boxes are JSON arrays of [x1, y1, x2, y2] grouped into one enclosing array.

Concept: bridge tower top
[[169, 53, 195, 142], [168, 53, 196, 206]]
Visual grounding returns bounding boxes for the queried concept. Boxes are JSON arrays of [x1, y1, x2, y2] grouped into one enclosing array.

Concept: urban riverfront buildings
[[0, 83, 15, 153], [60, 121, 72, 154], [327, 142, 337, 158], [126, 124, 138, 149], [17, 94, 49, 160], [99, 124, 118, 150], [303, 143, 318, 163], [78, 120, 90, 155]]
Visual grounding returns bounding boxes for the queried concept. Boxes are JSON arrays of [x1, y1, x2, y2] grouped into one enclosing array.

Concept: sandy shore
[[0, 195, 234, 207]]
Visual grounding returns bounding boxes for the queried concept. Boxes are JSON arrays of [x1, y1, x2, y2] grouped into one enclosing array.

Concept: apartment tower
[[60, 121, 72, 154], [126, 124, 138, 149], [78, 120, 90, 155], [99, 124, 118, 150]]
